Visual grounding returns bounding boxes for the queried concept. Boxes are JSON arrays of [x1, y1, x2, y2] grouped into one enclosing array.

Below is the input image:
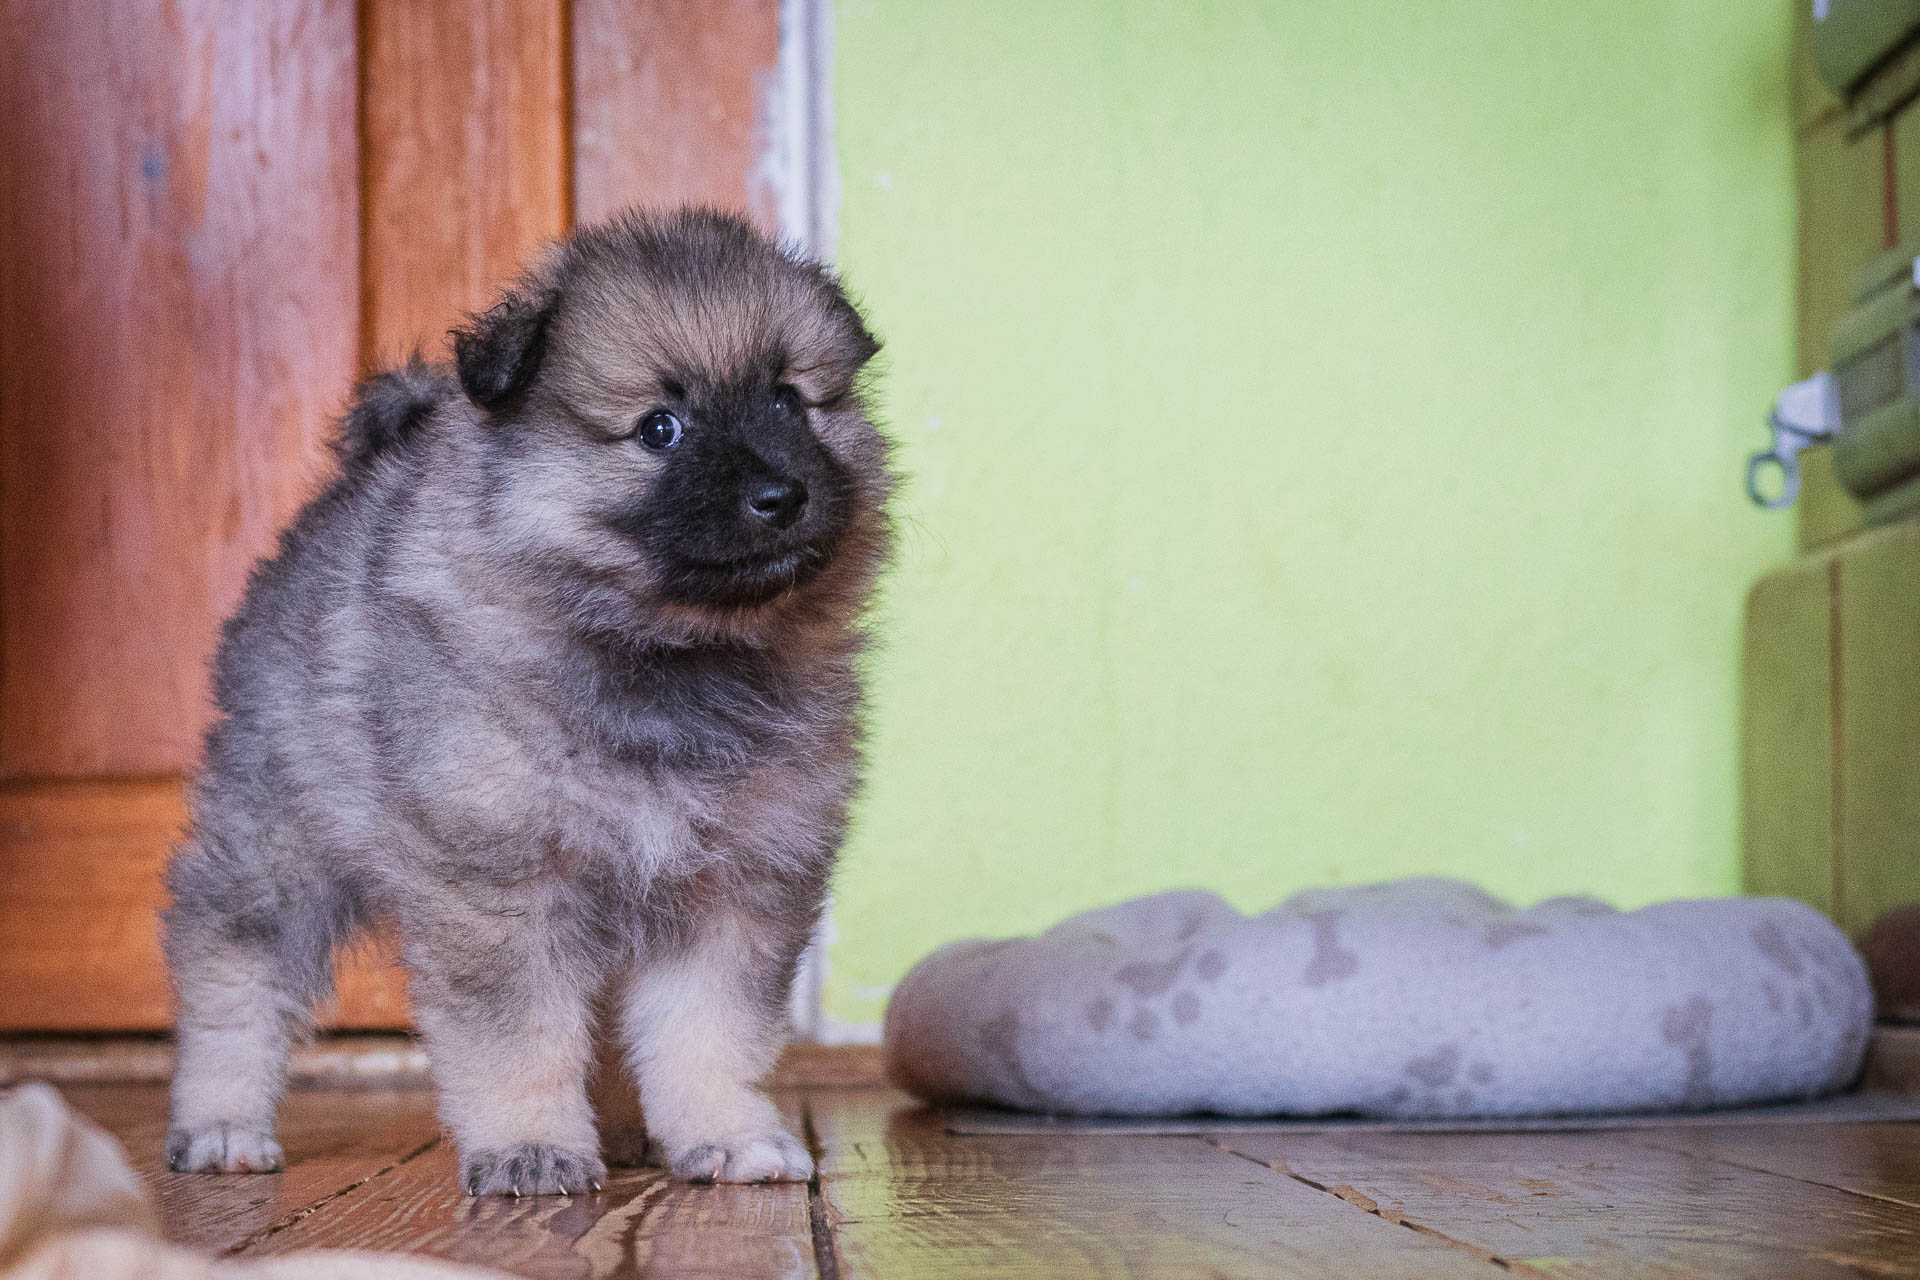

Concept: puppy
[[162, 208, 891, 1195]]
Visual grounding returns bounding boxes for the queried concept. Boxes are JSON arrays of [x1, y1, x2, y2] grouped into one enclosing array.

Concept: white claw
[[590, 1179, 602, 1192], [510, 1186, 521, 1198]]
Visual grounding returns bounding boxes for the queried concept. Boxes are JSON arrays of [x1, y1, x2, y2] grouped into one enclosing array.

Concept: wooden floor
[[51, 1060, 1920, 1279]]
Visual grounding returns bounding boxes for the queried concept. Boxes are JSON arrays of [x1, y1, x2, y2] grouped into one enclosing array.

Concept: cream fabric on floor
[[0, 1083, 507, 1280]]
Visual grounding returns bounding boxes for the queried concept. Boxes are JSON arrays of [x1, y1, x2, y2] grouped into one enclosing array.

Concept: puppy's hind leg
[[162, 847, 333, 1174]]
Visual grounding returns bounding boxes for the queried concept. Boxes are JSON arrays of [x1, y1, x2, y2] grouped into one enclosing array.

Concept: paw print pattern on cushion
[[881, 880, 1873, 1120]]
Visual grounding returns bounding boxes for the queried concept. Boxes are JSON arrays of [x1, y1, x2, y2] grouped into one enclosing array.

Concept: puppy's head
[[452, 209, 889, 638]]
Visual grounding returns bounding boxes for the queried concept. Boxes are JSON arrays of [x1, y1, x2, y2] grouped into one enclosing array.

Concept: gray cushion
[[883, 878, 1874, 1117]]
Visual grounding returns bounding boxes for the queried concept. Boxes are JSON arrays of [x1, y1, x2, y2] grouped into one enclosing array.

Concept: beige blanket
[[0, 1083, 508, 1280]]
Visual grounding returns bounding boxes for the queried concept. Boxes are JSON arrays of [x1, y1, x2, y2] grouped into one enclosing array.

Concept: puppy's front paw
[[668, 1128, 813, 1184], [166, 1125, 284, 1174], [460, 1143, 606, 1196]]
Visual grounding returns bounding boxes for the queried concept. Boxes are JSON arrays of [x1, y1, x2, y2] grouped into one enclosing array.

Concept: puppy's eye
[[636, 409, 683, 451], [773, 385, 804, 416]]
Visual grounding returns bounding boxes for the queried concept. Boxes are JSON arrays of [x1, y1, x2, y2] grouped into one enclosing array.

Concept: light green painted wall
[[824, 1, 1797, 1029]]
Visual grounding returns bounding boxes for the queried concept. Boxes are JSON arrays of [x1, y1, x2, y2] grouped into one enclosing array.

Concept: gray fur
[[163, 209, 892, 1192]]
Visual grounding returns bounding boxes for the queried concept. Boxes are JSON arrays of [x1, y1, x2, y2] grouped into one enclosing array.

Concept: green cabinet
[[1745, 519, 1920, 1017]]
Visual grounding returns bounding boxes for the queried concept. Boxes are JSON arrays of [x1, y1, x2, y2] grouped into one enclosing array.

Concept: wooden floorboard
[[39, 1079, 1920, 1279], [1626, 1122, 1920, 1209], [233, 1093, 815, 1279], [806, 1088, 1502, 1279], [59, 1083, 441, 1254], [1211, 1127, 1920, 1279]]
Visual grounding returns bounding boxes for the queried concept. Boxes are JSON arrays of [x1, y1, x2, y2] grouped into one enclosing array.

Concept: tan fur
[[162, 211, 891, 1195]]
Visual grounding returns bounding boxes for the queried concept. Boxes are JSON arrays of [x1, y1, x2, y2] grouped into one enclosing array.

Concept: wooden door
[[0, 0, 782, 1031]]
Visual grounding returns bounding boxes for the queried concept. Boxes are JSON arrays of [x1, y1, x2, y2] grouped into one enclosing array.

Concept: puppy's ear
[[825, 278, 883, 376], [452, 284, 558, 413]]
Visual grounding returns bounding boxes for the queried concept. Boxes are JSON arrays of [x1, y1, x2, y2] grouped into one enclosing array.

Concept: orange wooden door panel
[[360, 0, 568, 364], [0, 0, 358, 780], [0, 779, 405, 1031], [0, 0, 785, 1031], [572, 0, 782, 229]]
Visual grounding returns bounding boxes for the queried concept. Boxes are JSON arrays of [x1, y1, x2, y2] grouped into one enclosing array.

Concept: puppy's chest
[[529, 745, 709, 878], [414, 651, 848, 883]]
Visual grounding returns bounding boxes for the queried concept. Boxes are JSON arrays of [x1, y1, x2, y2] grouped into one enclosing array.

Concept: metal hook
[[1746, 372, 1837, 510], [1747, 445, 1800, 509]]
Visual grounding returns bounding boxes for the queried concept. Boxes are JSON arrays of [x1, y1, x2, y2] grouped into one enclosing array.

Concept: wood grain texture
[[0, 778, 410, 1030], [0, 0, 357, 777], [809, 1089, 1498, 1279], [35, 1082, 1920, 1278], [1628, 1123, 1920, 1211], [61, 1083, 441, 1254], [571, 0, 781, 229], [241, 1097, 816, 1278], [0, 778, 185, 1030], [1212, 1127, 1920, 1278], [361, 0, 567, 365], [1741, 552, 1835, 914]]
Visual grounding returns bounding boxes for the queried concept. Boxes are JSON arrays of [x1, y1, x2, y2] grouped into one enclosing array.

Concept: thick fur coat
[[162, 209, 892, 1194]]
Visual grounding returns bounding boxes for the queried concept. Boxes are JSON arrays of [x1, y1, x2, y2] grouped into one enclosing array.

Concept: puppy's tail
[[335, 355, 451, 470]]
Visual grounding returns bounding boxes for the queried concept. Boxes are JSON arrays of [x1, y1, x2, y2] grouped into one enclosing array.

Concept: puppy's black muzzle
[[610, 395, 856, 608]]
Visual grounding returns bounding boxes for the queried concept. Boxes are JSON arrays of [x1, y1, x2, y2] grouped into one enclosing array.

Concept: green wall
[[824, 0, 1797, 1031]]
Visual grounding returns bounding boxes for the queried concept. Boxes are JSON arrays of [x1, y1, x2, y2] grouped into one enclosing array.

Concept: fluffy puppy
[[162, 208, 891, 1195]]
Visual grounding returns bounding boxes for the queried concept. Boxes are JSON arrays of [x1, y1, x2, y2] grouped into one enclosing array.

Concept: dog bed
[[882, 879, 1874, 1118]]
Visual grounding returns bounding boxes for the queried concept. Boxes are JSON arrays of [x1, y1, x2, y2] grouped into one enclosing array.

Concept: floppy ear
[[452, 284, 558, 413]]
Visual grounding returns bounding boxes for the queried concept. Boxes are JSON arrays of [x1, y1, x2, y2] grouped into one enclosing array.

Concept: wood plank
[[1627, 1123, 1920, 1211], [1866, 1023, 1920, 1093], [361, 0, 567, 365], [1212, 1127, 1920, 1278], [0, 1033, 429, 1089], [0, 779, 184, 1029], [59, 1083, 441, 1254], [1794, 113, 1880, 551], [0, 1035, 863, 1089], [0, 778, 410, 1030], [1835, 518, 1920, 944], [238, 1095, 816, 1278], [809, 1089, 1499, 1279], [571, 0, 781, 229], [770, 1042, 885, 1091], [0, 0, 357, 777], [1741, 553, 1835, 915]]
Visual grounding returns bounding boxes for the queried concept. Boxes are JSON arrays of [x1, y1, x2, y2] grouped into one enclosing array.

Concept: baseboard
[[1863, 1021, 1920, 1093], [0, 1032, 886, 1092]]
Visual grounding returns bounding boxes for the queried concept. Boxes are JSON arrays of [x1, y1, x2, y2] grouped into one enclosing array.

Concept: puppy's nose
[[746, 476, 808, 529]]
